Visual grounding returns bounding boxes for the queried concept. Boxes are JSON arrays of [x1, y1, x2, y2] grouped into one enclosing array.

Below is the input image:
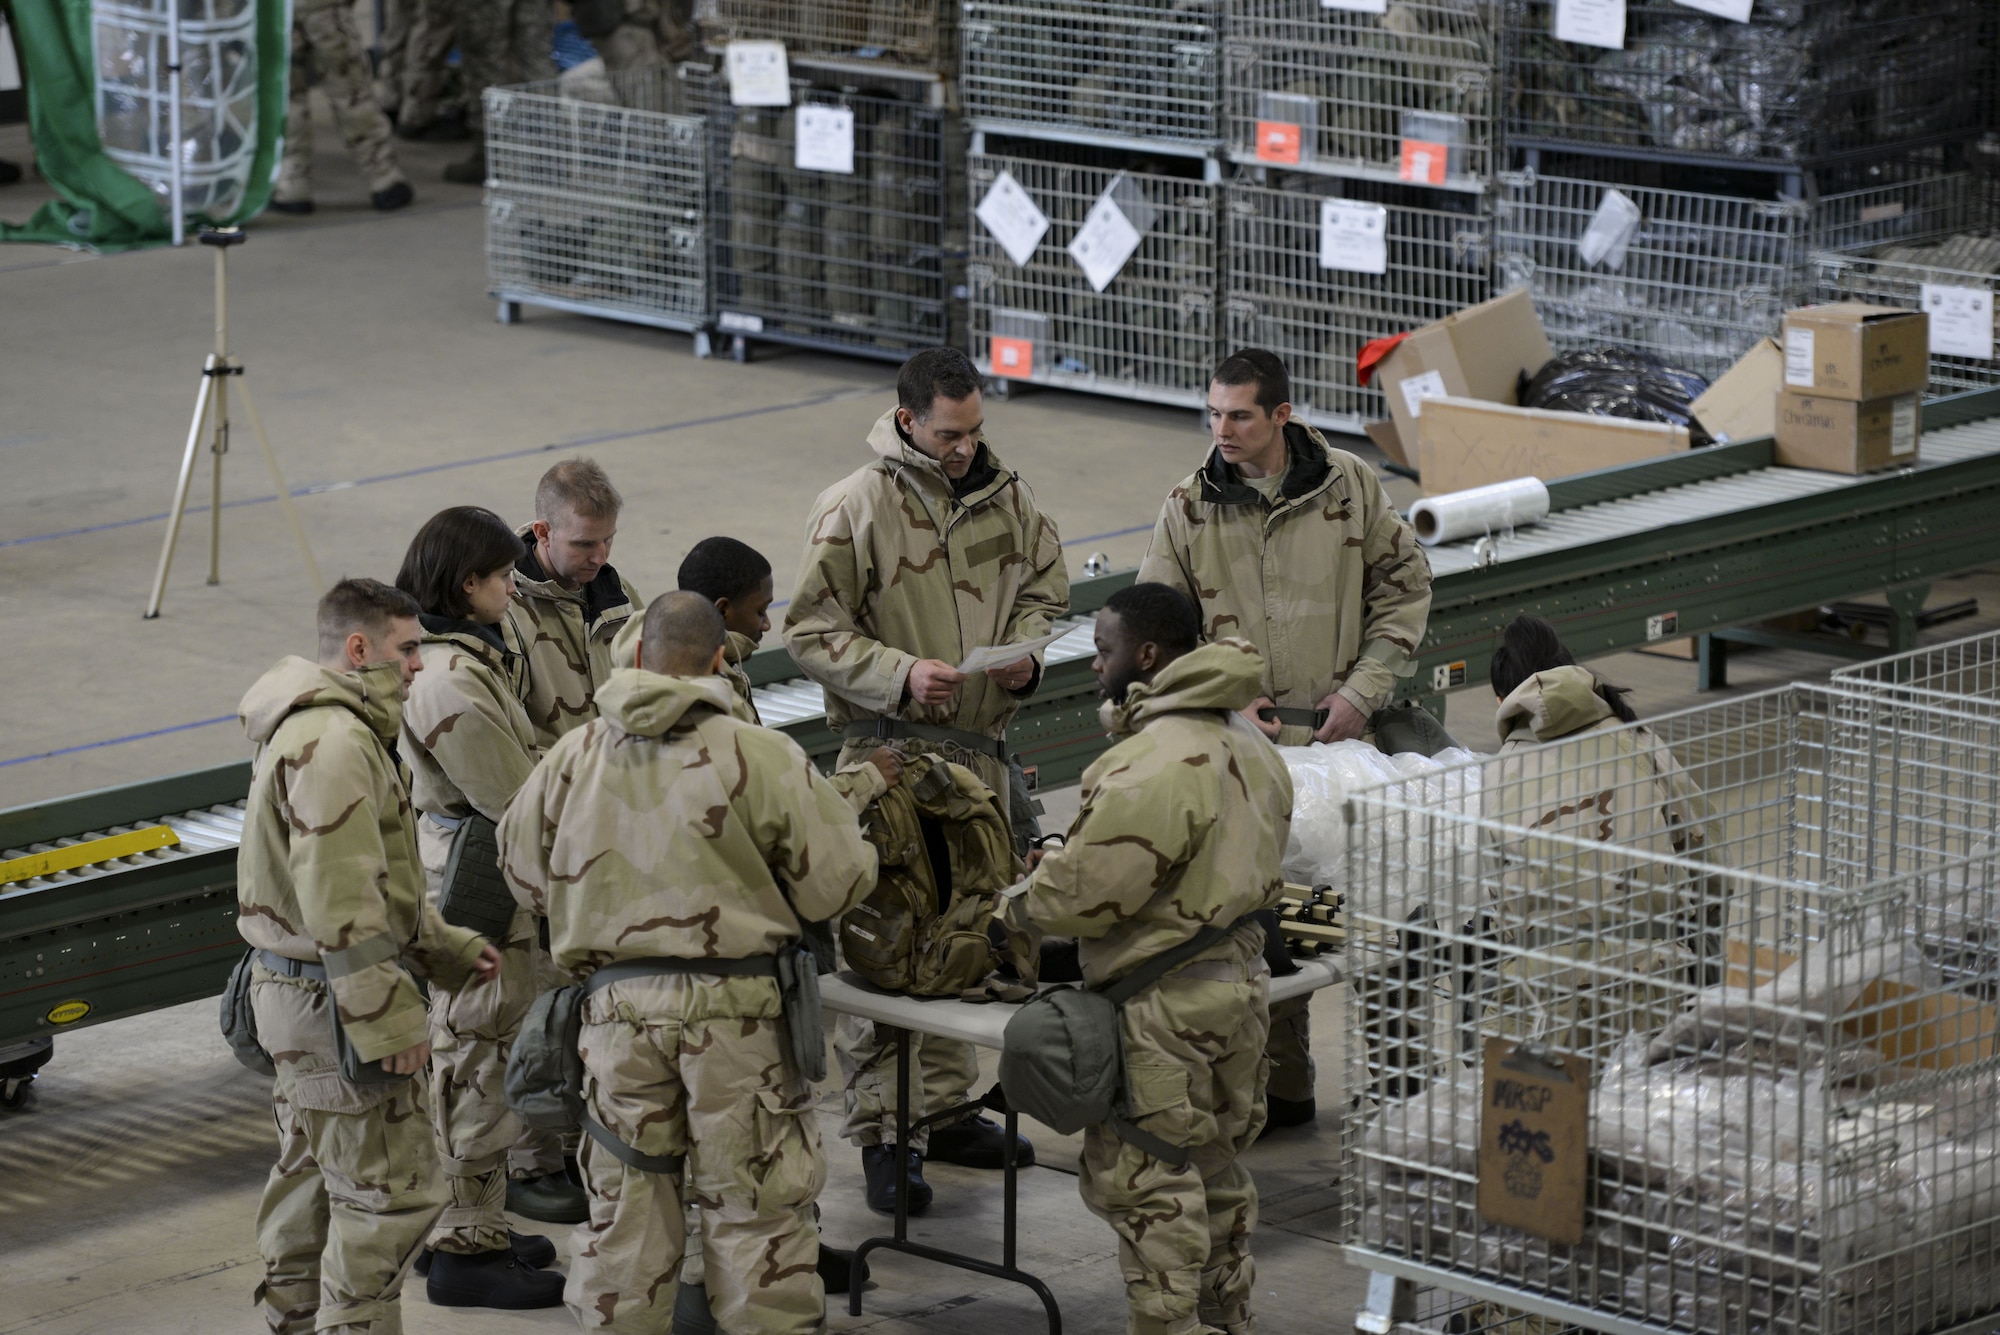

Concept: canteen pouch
[[506, 984, 588, 1131], [774, 944, 827, 1083], [437, 813, 518, 943], [1371, 701, 1459, 758], [219, 948, 276, 1077]]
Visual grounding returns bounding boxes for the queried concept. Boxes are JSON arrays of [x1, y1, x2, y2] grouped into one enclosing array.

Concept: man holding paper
[[785, 346, 1069, 1212]]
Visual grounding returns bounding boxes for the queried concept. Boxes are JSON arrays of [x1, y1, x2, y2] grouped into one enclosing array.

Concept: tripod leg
[[144, 360, 220, 619], [235, 378, 323, 594], [208, 373, 227, 585]]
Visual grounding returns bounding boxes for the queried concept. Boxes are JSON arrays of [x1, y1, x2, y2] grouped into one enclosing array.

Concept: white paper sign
[[1891, 396, 1918, 456], [1673, 0, 1752, 18], [725, 40, 791, 107], [1555, 0, 1625, 48], [1069, 192, 1145, 293], [1399, 370, 1449, 418], [1319, 199, 1389, 275], [1321, 0, 1388, 11], [795, 105, 855, 174], [1785, 328, 1816, 386], [1578, 188, 1641, 269], [976, 170, 1050, 268], [956, 631, 1067, 675], [1921, 283, 1995, 361]]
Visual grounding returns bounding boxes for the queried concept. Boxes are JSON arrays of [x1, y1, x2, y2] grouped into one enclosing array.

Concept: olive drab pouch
[[774, 944, 827, 1082], [1371, 701, 1460, 758], [506, 984, 587, 1131], [437, 813, 517, 943], [219, 948, 276, 1077]]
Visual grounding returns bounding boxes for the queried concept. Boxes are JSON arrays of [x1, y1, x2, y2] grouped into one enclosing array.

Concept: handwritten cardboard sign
[[1478, 1038, 1589, 1245]]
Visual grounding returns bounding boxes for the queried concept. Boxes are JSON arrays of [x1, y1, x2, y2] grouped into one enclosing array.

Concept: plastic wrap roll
[[1409, 477, 1551, 548]]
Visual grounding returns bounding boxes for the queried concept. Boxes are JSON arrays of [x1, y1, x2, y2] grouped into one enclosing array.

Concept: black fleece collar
[[1196, 421, 1332, 508], [418, 612, 511, 658], [516, 546, 627, 619]]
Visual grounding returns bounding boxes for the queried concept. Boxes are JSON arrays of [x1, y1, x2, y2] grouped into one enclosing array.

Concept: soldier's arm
[[498, 746, 569, 917], [1134, 494, 1196, 603], [406, 661, 539, 823], [740, 729, 879, 923], [782, 491, 915, 713], [1340, 464, 1434, 717], [279, 729, 431, 1063]]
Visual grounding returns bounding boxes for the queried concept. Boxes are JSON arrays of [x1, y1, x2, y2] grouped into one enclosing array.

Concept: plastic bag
[[1280, 741, 1483, 910], [1517, 348, 1712, 443]]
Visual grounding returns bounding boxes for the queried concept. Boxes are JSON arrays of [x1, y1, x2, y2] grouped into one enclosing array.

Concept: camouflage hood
[[1101, 639, 1266, 738], [1495, 665, 1615, 744], [596, 667, 738, 738], [240, 655, 405, 746], [864, 409, 1010, 506]]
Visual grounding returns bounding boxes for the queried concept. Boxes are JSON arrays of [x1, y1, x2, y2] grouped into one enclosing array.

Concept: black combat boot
[[508, 1169, 589, 1224], [861, 1144, 932, 1216], [426, 1246, 565, 1309], [926, 1113, 1036, 1169]]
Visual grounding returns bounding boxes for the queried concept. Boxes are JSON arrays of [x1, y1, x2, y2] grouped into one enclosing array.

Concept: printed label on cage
[[991, 336, 1035, 380], [1577, 188, 1641, 269], [1554, 0, 1625, 48], [1319, 199, 1387, 275], [976, 170, 1050, 268], [1892, 396, 1918, 455], [1398, 369, 1448, 418], [1479, 1038, 1589, 1246], [1321, 0, 1388, 11], [1431, 660, 1467, 691], [726, 40, 791, 106], [1647, 612, 1679, 640], [717, 310, 765, 334], [1254, 120, 1302, 165], [794, 104, 855, 174], [1069, 190, 1145, 293], [1922, 283, 1994, 361], [1785, 327, 1816, 386], [1860, 201, 1906, 223], [1399, 138, 1448, 185], [1672, 0, 1752, 19]]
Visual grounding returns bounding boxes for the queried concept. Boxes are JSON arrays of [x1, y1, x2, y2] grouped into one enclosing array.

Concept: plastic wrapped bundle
[[1517, 348, 1709, 436], [1281, 741, 1482, 910]]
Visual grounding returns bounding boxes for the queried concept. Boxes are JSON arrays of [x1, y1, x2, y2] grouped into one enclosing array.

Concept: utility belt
[[1260, 700, 1460, 756], [253, 947, 422, 1085], [843, 717, 1006, 762]]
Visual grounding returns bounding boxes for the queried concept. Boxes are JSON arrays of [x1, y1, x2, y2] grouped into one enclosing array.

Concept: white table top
[[820, 956, 1343, 1049]]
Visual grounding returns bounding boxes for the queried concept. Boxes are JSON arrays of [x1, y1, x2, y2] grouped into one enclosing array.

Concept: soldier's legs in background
[[373, 0, 407, 113], [1264, 994, 1315, 1107], [395, 0, 457, 128], [296, 1, 408, 194], [255, 1084, 328, 1335], [276, 13, 315, 204], [445, 0, 502, 135], [507, 0, 555, 88], [836, 1019, 977, 1154]]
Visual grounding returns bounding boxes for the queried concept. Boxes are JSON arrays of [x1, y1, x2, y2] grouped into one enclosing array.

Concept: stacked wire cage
[[967, 144, 1222, 407], [706, 82, 951, 362], [1834, 626, 2000, 698], [1813, 221, 2000, 398], [694, 0, 953, 72], [1341, 681, 2000, 1335], [484, 65, 712, 334]]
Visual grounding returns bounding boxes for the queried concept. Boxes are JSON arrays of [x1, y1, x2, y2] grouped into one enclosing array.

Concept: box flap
[[1374, 288, 1555, 472], [1417, 396, 1688, 495], [1691, 337, 1782, 444], [1364, 419, 1410, 470]]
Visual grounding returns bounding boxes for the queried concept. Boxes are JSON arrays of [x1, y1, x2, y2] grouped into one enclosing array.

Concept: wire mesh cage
[[1342, 682, 2000, 1335], [707, 87, 950, 361], [484, 66, 710, 332], [695, 0, 952, 72], [1814, 233, 2000, 398], [1223, 0, 1501, 190], [93, 0, 261, 218], [1495, 164, 1986, 381], [966, 146, 1221, 408], [961, 0, 1224, 150], [1502, 0, 1989, 169], [1834, 627, 2000, 699], [1224, 176, 1490, 436]]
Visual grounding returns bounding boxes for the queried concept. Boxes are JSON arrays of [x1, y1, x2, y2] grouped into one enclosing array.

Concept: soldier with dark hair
[[676, 536, 774, 722]]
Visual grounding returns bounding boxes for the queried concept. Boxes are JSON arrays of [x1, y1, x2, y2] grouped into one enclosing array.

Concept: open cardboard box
[[1366, 288, 1553, 474], [1724, 940, 1999, 1071]]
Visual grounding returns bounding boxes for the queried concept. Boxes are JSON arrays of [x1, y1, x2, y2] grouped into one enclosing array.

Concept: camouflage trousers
[[250, 967, 445, 1335], [834, 1014, 980, 1153], [593, 0, 694, 74], [1264, 995, 1315, 1104], [571, 973, 826, 1335], [1081, 946, 1271, 1335], [281, 0, 408, 200], [444, 0, 553, 133], [376, 0, 459, 126]]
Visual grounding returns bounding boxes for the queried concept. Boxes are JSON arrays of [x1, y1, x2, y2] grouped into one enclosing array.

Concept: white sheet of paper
[[725, 40, 791, 106], [1555, 0, 1625, 48], [1320, 199, 1388, 274], [1322, 0, 1388, 11], [976, 170, 1050, 268], [1673, 0, 1752, 18], [1891, 396, 1918, 456], [794, 105, 855, 173], [1069, 192, 1144, 293], [1785, 328, 1816, 386], [1922, 283, 1995, 361], [1578, 188, 1641, 269], [956, 631, 1066, 676], [1399, 369, 1448, 418]]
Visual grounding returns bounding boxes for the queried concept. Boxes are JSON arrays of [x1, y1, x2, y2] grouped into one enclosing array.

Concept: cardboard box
[[1726, 940, 1998, 1072], [1691, 337, 1782, 444], [1371, 288, 1554, 471], [1781, 303, 1929, 402], [1773, 392, 1920, 474], [1416, 396, 1690, 495]]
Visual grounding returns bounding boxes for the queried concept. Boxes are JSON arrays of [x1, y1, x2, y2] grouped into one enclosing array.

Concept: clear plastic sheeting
[[1279, 740, 1481, 907], [93, 0, 260, 219]]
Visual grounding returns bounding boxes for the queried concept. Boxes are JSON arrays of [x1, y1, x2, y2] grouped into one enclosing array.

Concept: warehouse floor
[[7, 111, 2000, 1333]]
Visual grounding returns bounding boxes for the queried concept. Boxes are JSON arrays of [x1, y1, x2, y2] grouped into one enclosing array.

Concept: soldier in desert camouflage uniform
[[237, 578, 502, 1335], [1137, 348, 1433, 1130], [784, 347, 1067, 1211], [1003, 583, 1295, 1335], [436, 0, 555, 184], [499, 593, 879, 1335], [274, 0, 414, 213]]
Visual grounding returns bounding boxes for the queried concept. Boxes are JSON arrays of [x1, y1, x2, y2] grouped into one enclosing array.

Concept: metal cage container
[[1224, 176, 1490, 437], [1502, 0, 1988, 169], [696, 0, 952, 72], [962, 0, 1225, 154], [1223, 0, 1501, 191], [1342, 682, 2000, 1335], [1495, 166, 1984, 381], [707, 88, 950, 362], [484, 66, 710, 333], [1814, 239, 2000, 399], [967, 150, 1221, 408], [1834, 627, 2000, 700]]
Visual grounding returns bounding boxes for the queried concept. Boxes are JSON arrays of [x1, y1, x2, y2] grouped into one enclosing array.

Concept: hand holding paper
[[955, 630, 1066, 675]]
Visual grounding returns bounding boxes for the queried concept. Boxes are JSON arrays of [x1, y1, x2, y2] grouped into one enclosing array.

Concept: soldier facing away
[[1136, 348, 1433, 1131], [1002, 583, 1295, 1335], [236, 578, 502, 1334], [272, 0, 414, 213], [783, 346, 1068, 1213], [498, 592, 879, 1334]]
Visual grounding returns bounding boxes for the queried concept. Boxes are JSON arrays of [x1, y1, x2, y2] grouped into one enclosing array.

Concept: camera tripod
[[144, 227, 321, 619]]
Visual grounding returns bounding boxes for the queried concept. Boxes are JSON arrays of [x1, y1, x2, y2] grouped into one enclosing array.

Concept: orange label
[[1255, 121, 1302, 165], [1400, 138, 1448, 184], [991, 336, 1034, 379]]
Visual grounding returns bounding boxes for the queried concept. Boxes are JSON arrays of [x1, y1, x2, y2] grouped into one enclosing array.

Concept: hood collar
[[419, 612, 511, 661], [866, 409, 1007, 502], [513, 524, 627, 618], [1197, 421, 1336, 509], [1099, 639, 1268, 738], [596, 668, 738, 737], [724, 630, 759, 667], [1495, 665, 1616, 743], [239, 656, 406, 745]]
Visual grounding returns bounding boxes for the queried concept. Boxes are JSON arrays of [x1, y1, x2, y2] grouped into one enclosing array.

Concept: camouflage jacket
[[236, 656, 486, 1061], [783, 410, 1069, 744], [401, 615, 540, 823], [507, 526, 643, 747], [1137, 423, 1432, 744], [1003, 641, 1295, 986], [499, 668, 879, 976]]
